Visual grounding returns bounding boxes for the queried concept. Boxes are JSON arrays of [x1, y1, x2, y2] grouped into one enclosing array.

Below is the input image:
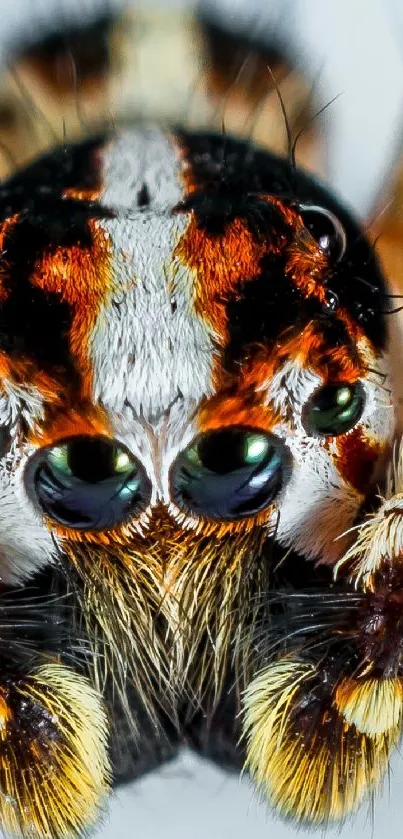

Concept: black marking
[[137, 183, 150, 209], [177, 186, 282, 237], [0, 218, 75, 372], [0, 135, 109, 220], [0, 568, 72, 670], [177, 130, 298, 204], [223, 252, 296, 371]]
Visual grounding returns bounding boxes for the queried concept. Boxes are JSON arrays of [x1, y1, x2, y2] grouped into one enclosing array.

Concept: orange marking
[[28, 405, 111, 448], [215, 321, 364, 410], [0, 354, 63, 406], [335, 426, 385, 494], [198, 392, 279, 434], [52, 502, 270, 548], [0, 214, 20, 302], [0, 694, 11, 731], [273, 321, 365, 383], [0, 214, 19, 251], [286, 228, 329, 303], [31, 220, 112, 398], [174, 215, 267, 341], [64, 186, 102, 202]]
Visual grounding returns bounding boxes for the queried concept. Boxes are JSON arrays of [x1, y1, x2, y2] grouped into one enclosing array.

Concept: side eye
[[298, 203, 346, 261], [170, 427, 290, 521], [303, 382, 365, 437], [25, 436, 151, 530]]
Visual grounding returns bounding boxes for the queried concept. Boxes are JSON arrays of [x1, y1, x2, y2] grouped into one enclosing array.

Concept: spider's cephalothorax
[[0, 126, 395, 834]]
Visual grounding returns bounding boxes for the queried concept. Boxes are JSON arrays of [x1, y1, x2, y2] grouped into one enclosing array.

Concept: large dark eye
[[303, 382, 365, 436], [298, 203, 346, 261], [26, 436, 151, 530], [170, 427, 290, 520]]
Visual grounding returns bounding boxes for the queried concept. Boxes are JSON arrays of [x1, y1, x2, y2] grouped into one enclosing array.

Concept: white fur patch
[[91, 127, 216, 419], [0, 439, 54, 582]]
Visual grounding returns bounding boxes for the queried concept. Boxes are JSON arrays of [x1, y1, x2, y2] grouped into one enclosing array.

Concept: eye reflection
[[246, 435, 270, 462], [26, 436, 151, 530], [170, 426, 290, 520]]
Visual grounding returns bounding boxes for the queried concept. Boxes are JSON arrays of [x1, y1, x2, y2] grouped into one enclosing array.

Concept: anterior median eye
[[303, 382, 365, 436], [26, 436, 151, 530], [170, 427, 290, 520]]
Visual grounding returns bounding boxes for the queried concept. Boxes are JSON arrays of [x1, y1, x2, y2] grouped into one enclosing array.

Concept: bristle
[[387, 438, 403, 497], [0, 663, 110, 839], [336, 439, 403, 587], [243, 658, 397, 824], [336, 499, 403, 587], [335, 676, 403, 736], [60, 516, 267, 728]]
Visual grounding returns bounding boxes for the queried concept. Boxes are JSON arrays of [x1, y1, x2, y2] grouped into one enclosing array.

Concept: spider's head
[[0, 127, 393, 581]]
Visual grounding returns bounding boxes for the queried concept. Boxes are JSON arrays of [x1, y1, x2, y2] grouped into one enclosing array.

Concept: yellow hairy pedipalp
[[243, 657, 398, 824], [0, 663, 110, 839]]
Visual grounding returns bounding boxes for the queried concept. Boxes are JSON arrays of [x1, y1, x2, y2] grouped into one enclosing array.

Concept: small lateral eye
[[170, 426, 290, 521], [298, 203, 346, 261], [303, 382, 365, 437], [25, 436, 151, 530]]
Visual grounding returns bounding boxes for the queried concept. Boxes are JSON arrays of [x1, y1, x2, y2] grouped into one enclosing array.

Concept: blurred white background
[[3, 0, 403, 217], [96, 748, 403, 838]]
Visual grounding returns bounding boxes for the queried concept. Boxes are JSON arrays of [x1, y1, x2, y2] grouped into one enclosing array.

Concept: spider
[[0, 5, 399, 839]]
